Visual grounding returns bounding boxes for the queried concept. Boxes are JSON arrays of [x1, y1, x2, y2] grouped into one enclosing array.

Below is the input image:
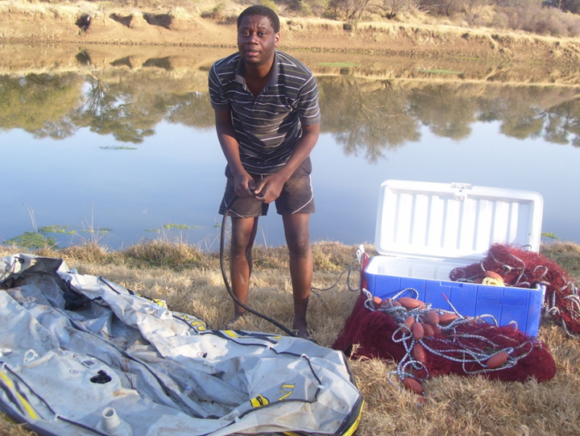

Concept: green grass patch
[[317, 62, 361, 68], [80, 227, 112, 235], [416, 68, 465, 75], [5, 225, 77, 249], [40, 225, 76, 235], [100, 146, 138, 150], [145, 224, 201, 233], [449, 56, 486, 62], [5, 232, 57, 249]]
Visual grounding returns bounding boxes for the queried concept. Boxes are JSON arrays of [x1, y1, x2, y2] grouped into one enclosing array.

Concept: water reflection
[[1, 44, 579, 248], [3, 70, 579, 150]]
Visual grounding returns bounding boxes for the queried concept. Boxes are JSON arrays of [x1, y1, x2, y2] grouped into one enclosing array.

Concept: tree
[[544, 0, 580, 14], [326, 0, 374, 20], [407, 84, 477, 140], [373, 0, 418, 19], [0, 73, 82, 136], [318, 77, 420, 162], [543, 100, 580, 146]]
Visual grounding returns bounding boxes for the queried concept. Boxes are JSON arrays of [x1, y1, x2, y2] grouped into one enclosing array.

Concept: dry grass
[[0, 0, 83, 16], [541, 241, 580, 278], [0, 241, 579, 435]]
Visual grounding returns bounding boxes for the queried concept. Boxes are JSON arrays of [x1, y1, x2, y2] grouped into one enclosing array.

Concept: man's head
[[237, 5, 280, 33], [237, 5, 280, 68]]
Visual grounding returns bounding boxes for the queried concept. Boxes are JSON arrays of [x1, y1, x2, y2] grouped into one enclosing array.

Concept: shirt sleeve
[[208, 63, 230, 111], [297, 73, 321, 126]]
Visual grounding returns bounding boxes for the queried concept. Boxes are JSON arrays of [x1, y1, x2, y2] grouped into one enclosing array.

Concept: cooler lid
[[375, 180, 544, 261]]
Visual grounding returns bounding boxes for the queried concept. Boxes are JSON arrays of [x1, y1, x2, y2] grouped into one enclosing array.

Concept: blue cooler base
[[365, 258, 545, 337]]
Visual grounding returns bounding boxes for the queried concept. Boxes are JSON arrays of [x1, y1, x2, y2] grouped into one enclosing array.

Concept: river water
[[1, 44, 579, 250]]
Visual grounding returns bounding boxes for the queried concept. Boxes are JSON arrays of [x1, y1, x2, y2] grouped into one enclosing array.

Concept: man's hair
[[237, 5, 280, 33]]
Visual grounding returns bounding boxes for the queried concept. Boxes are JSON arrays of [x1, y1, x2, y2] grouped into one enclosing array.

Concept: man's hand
[[253, 172, 286, 204], [233, 171, 257, 199]]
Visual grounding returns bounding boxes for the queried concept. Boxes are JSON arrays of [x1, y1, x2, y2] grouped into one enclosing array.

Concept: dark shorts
[[219, 157, 315, 217]]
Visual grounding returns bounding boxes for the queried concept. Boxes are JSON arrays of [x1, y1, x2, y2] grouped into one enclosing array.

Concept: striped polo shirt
[[208, 50, 321, 174]]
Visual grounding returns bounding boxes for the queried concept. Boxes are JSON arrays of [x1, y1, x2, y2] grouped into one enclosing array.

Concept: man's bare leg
[[229, 216, 259, 323], [283, 213, 312, 338]]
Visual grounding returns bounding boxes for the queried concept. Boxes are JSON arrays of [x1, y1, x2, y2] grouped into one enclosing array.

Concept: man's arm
[[214, 108, 256, 199], [254, 122, 320, 203]]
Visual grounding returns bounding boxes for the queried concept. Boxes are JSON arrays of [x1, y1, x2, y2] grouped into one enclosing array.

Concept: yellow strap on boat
[[0, 369, 39, 420], [250, 394, 270, 408], [340, 400, 364, 436], [283, 400, 364, 436]]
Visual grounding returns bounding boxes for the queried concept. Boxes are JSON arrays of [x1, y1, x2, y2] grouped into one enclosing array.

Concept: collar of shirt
[[234, 50, 279, 89]]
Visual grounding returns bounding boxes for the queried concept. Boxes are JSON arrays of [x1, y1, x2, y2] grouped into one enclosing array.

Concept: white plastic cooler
[[364, 180, 545, 336]]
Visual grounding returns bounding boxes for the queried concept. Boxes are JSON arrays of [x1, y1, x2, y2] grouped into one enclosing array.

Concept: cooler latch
[[450, 182, 472, 200]]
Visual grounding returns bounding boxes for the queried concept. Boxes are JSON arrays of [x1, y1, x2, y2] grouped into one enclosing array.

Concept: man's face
[[237, 14, 280, 68]]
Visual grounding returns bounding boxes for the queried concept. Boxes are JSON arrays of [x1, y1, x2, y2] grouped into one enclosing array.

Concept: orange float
[[412, 322, 425, 340], [438, 313, 458, 325], [430, 323, 442, 335], [486, 351, 509, 369], [422, 323, 435, 337], [380, 298, 402, 308], [485, 271, 504, 280], [402, 377, 424, 395], [413, 343, 427, 363], [426, 310, 440, 324], [398, 297, 426, 310]]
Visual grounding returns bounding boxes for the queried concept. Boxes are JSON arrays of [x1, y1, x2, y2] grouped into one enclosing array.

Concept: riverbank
[[2, 0, 580, 66], [0, 241, 579, 435]]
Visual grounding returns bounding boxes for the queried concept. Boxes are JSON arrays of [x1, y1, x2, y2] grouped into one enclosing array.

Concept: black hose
[[220, 199, 297, 337]]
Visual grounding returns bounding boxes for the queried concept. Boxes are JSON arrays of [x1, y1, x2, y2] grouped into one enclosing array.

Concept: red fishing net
[[333, 244, 580, 393], [333, 242, 576, 394], [333, 291, 557, 395], [449, 243, 580, 336]]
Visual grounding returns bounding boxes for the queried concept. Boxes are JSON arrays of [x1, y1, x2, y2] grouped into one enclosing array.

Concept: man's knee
[[230, 238, 255, 261], [283, 214, 310, 252], [287, 234, 311, 258], [230, 218, 258, 253]]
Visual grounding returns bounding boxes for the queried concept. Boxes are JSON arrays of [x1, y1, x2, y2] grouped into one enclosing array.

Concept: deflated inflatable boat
[[0, 254, 363, 435]]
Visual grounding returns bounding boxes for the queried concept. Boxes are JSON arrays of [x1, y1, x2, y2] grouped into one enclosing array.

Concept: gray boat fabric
[[0, 254, 362, 435]]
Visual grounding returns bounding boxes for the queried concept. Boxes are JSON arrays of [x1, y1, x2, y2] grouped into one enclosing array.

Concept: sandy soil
[[2, 3, 580, 88], [2, 2, 580, 66]]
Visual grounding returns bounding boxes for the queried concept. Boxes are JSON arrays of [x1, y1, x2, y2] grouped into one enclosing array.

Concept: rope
[[361, 290, 538, 394], [220, 202, 297, 337], [220, 194, 364, 335]]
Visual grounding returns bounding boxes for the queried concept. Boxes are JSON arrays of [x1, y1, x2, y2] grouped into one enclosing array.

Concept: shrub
[[124, 240, 202, 269], [260, 0, 279, 13], [560, 10, 580, 36], [527, 6, 580, 36], [490, 10, 509, 28]]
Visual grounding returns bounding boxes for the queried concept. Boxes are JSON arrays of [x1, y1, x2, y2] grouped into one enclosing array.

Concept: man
[[208, 5, 320, 338]]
